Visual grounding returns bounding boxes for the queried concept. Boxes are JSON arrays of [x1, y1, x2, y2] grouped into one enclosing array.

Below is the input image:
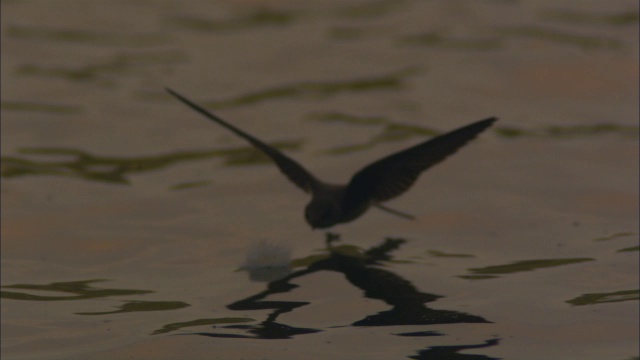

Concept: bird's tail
[[374, 204, 416, 220]]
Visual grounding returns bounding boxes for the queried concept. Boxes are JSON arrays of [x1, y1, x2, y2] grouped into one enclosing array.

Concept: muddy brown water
[[2, 1, 638, 359]]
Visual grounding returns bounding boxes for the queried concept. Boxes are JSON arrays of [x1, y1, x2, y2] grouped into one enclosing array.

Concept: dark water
[[2, 1, 638, 359]]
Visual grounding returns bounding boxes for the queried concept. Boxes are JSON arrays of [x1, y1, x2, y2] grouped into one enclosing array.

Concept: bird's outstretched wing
[[344, 117, 497, 204], [166, 88, 317, 193]]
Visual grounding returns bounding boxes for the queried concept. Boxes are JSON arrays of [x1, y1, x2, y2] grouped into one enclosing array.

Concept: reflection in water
[[394, 330, 443, 337], [400, 7, 638, 53], [2, 126, 634, 187], [7, 25, 168, 47], [167, 8, 295, 32], [1, 279, 191, 317], [460, 257, 594, 280], [152, 317, 255, 336], [410, 339, 500, 360], [0, 101, 81, 114], [16, 51, 187, 85], [1, 141, 301, 184], [617, 246, 639, 253], [312, 112, 639, 155], [540, 9, 639, 26], [400, 32, 503, 51], [494, 124, 639, 139], [566, 289, 639, 306], [338, 0, 407, 19], [497, 26, 623, 50], [0, 279, 152, 301], [592, 232, 638, 253], [186, 238, 497, 358], [428, 249, 475, 258], [311, 111, 442, 154], [167, 0, 409, 35], [316, 114, 639, 154], [401, 26, 625, 51], [200, 67, 419, 109], [593, 231, 635, 242], [76, 300, 190, 315]]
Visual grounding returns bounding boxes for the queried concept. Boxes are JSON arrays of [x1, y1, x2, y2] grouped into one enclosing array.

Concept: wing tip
[[470, 117, 498, 133], [481, 117, 498, 126]]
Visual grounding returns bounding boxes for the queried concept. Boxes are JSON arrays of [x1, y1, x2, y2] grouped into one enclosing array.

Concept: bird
[[166, 88, 496, 229]]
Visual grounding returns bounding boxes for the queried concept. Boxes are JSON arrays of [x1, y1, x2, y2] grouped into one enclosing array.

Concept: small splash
[[241, 240, 293, 282]]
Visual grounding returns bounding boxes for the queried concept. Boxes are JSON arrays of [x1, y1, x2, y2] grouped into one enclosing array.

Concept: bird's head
[[304, 200, 340, 229]]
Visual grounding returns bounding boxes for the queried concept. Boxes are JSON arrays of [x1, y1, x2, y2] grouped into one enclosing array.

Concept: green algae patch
[[1, 101, 81, 114], [167, 9, 295, 32], [593, 232, 635, 242], [152, 317, 256, 335], [461, 258, 594, 279], [541, 10, 639, 26], [2, 141, 302, 184], [171, 180, 213, 191], [401, 32, 503, 50], [497, 26, 623, 50], [204, 68, 419, 109], [566, 290, 639, 306], [17, 51, 186, 84], [494, 124, 639, 139], [7, 26, 168, 47], [77, 300, 190, 315], [1, 279, 153, 301], [427, 250, 475, 258]]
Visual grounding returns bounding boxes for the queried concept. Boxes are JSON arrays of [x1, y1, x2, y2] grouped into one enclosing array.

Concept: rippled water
[[2, 1, 638, 359]]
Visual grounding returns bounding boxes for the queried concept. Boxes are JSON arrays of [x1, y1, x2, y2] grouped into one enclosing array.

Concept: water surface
[[2, 1, 638, 359]]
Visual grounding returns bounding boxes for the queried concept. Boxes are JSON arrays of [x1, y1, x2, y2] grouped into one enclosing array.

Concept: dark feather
[[345, 117, 496, 204], [166, 88, 317, 193]]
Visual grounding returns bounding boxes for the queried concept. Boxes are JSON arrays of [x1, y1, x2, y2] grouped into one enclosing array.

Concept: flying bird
[[166, 88, 496, 229]]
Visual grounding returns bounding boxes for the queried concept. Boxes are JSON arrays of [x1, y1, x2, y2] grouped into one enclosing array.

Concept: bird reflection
[[167, 88, 496, 229], [410, 339, 501, 360], [187, 237, 499, 359]]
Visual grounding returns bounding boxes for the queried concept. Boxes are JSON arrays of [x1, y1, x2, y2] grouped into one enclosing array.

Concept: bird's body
[[166, 88, 496, 229]]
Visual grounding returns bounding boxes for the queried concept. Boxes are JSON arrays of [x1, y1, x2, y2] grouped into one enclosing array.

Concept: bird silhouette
[[166, 88, 496, 229]]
